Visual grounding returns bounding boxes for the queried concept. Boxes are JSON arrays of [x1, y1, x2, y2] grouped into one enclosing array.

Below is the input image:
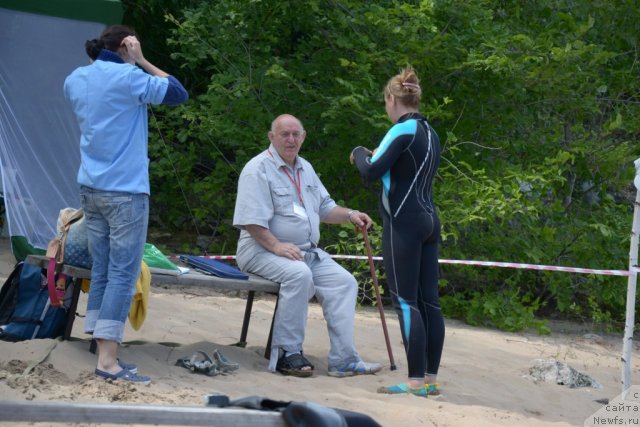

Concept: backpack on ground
[[0, 262, 73, 342], [0, 262, 23, 326]]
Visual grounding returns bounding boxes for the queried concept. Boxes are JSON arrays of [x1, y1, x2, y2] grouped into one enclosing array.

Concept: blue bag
[[179, 255, 249, 280], [0, 262, 71, 341], [64, 213, 92, 269], [46, 208, 92, 269]]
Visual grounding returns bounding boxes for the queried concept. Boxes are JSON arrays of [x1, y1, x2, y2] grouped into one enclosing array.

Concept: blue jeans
[[80, 186, 148, 343]]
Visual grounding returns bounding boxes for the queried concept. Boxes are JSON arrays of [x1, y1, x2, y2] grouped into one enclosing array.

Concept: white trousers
[[236, 243, 361, 371]]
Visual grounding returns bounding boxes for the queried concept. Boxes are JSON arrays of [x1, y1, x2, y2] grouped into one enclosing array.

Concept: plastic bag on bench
[[179, 255, 249, 280]]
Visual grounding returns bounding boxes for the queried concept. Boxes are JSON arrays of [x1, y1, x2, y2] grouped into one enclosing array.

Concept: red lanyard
[[268, 148, 303, 204], [283, 168, 303, 204]]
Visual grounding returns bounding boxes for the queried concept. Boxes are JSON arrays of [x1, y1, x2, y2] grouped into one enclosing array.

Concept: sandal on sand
[[276, 352, 314, 378], [117, 359, 137, 374], [95, 368, 151, 385], [377, 383, 428, 398], [212, 349, 240, 372], [176, 350, 221, 376], [175, 350, 240, 376]]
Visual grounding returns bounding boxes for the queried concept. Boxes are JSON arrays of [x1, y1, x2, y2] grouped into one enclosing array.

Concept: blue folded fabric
[[179, 255, 249, 280]]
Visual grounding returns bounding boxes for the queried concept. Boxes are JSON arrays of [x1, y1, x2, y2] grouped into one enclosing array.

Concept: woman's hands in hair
[[119, 35, 170, 78], [120, 35, 143, 65]]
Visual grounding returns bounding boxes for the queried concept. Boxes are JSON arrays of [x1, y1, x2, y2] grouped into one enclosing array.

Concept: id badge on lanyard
[[281, 164, 306, 219], [293, 202, 308, 219]]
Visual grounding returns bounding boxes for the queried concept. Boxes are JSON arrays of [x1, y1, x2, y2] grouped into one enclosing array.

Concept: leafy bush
[[123, 0, 639, 333]]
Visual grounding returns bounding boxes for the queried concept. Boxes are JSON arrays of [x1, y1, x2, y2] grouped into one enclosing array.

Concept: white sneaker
[[327, 360, 383, 377]]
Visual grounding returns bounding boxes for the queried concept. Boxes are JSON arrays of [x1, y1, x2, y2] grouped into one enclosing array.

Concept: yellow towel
[[81, 278, 91, 293], [128, 261, 150, 330], [78, 261, 150, 330]]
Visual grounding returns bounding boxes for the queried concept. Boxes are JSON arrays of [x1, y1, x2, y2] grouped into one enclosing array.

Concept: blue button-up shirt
[[64, 49, 169, 194]]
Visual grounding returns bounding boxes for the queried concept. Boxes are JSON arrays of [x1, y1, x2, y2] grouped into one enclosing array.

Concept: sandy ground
[[0, 237, 637, 426]]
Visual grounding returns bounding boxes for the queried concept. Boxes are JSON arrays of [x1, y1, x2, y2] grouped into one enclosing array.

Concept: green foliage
[[441, 287, 551, 335], [124, 0, 640, 333]]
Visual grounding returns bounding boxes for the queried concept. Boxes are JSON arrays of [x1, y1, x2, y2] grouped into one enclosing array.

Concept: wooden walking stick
[[360, 226, 397, 370]]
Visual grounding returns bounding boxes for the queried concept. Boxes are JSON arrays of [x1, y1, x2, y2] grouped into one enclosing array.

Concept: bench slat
[[25, 255, 279, 293], [153, 270, 279, 292]]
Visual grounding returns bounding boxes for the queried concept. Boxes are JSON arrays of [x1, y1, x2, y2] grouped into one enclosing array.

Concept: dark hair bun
[[84, 38, 104, 61]]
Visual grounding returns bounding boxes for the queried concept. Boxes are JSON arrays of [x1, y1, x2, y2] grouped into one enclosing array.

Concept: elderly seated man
[[232, 113, 382, 378]]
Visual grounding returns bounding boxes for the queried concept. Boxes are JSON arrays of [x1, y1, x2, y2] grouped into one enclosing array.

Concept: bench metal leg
[[235, 290, 255, 348], [264, 295, 279, 360], [236, 291, 279, 360], [59, 276, 97, 354], [63, 278, 82, 340]]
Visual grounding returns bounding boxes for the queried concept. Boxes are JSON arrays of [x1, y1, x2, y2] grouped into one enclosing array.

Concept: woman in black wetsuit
[[351, 66, 443, 397]]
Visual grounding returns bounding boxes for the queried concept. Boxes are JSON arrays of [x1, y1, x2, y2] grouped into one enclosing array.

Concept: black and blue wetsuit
[[353, 112, 444, 379]]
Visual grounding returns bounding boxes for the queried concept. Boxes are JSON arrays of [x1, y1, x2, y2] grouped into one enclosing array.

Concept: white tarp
[[0, 8, 105, 249]]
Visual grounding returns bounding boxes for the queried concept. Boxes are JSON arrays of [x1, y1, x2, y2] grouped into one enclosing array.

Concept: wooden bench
[[25, 255, 280, 358]]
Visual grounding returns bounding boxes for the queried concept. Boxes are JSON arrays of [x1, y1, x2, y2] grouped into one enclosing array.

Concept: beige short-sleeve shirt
[[233, 144, 337, 250]]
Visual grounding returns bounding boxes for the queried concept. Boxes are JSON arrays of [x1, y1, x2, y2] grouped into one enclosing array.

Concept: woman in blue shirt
[[351, 66, 444, 397], [64, 25, 188, 384]]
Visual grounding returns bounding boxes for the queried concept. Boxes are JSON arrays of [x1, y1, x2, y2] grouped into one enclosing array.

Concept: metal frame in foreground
[[0, 400, 286, 426]]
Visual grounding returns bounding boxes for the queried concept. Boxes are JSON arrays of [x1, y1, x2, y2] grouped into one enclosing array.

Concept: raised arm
[[121, 35, 188, 105]]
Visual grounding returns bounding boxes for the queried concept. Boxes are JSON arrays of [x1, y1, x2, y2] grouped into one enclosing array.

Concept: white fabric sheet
[[0, 8, 105, 249]]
